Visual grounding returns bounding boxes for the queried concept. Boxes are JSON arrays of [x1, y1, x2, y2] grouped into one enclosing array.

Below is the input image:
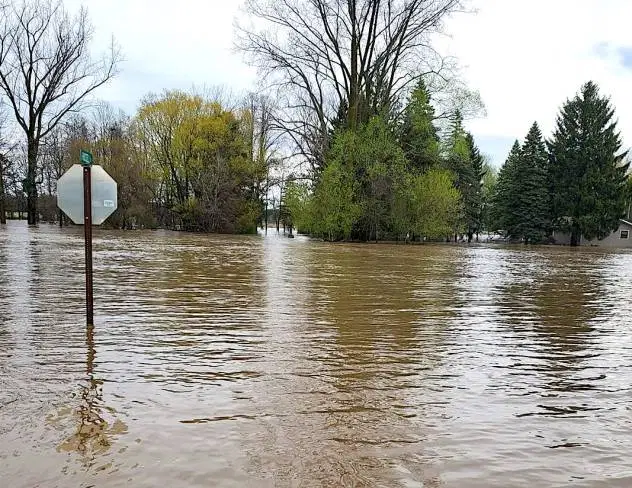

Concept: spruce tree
[[441, 110, 487, 241], [400, 80, 440, 171], [549, 81, 629, 245], [464, 132, 485, 241], [512, 122, 550, 243], [442, 110, 469, 240], [492, 140, 521, 234]]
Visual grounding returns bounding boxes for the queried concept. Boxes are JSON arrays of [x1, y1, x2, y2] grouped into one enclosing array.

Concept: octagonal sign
[[57, 164, 118, 225]]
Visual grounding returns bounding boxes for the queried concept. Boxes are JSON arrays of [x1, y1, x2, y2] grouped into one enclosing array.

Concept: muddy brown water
[[2, 221, 632, 487]]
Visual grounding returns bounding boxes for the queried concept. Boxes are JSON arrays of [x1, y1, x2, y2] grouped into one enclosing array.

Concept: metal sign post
[[81, 150, 94, 325], [57, 150, 117, 328]]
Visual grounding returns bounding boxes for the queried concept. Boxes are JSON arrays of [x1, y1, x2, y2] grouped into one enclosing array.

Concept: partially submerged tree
[[491, 140, 521, 234], [244, 93, 281, 231], [0, 0, 120, 224], [513, 122, 549, 243], [0, 109, 9, 224]]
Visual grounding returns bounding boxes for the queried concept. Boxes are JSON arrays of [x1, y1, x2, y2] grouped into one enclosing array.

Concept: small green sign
[[80, 150, 93, 166]]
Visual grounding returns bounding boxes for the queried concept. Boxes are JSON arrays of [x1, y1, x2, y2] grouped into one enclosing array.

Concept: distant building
[[552, 219, 632, 248]]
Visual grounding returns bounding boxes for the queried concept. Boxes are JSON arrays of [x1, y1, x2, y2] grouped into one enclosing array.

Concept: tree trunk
[[570, 225, 580, 247], [0, 156, 5, 225], [26, 139, 39, 225], [348, 1, 358, 130], [0, 177, 5, 225], [264, 202, 268, 235]]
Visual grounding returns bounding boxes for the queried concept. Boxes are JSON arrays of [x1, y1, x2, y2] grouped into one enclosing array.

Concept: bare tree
[[237, 0, 468, 174], [245, 93, 283, 233], [0, 149, 8, 224], [0, 0, 120, 225], [0, 106, 16, 224]]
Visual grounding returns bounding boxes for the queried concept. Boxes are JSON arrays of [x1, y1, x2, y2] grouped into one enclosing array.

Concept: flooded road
[[2, 221, 632, 487]]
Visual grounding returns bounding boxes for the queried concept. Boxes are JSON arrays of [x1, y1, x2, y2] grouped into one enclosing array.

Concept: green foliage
[[492, 140, 521, 233], [284, 181, 312, 233], [410, 168, 462, 239], [133, 91, 259, 233], [480, 161, 497, 231], [513, 122, 550, 242], [311, 160, 360, 241], [328, 116, 409, 241], [491, 124, 550, 243], [549, 81, 629, 244], [464, 132, 485, 238], [306, 113, 465, 242], [400, 80, 440, 171], [441, 110, 484, 240]]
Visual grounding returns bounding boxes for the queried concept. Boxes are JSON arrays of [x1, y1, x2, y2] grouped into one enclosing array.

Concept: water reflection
[[49, 325, 128, 470], [243, 240, 451, 486]]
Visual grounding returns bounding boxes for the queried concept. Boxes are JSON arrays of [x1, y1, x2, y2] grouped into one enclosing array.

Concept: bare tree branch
[[0, 0, 121, 224], [236, 0, 469, 174]]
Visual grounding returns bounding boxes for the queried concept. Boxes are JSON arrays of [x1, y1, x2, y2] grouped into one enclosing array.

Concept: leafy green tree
[[132, 90, 260, 233], [549, 81, 630, 245], [284, 181, 312, 233], [442, 110, 469, 239], [311, 160, 360, 241], [400, 80, 440, 171], [327, 116, 408, 241], [411, 168, 462, 239], [442, 111, 484, 241]]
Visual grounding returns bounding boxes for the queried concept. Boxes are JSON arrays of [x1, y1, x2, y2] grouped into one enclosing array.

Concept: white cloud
[[62, 0, 256, 112], [438, 0, 632, 163], [59, 1, 632, 165]]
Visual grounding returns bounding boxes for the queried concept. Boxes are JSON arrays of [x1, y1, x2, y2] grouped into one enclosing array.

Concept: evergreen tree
[[549, 81, 629, 245], [512, 122, 550, 243], [492, 140, 521, 233], [480, 161, 497, 232], [400, 80, 440, 171], [442, 110, 469, 240], [441, 111, 484, 241], [464, 132, 485, 241]]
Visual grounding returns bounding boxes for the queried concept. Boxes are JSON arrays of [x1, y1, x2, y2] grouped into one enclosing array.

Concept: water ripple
[[2, 223, 632, 487]]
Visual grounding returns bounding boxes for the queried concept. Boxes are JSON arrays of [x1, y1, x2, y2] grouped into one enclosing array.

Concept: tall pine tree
[[443, 110, 470, 240], [549, 81, 629, 245], [464, 132, 485, 241], [492, 140, 521, 234], [442, 111, 485, 241], [400, 80, 440, 171], [512, 122, 550, 243]]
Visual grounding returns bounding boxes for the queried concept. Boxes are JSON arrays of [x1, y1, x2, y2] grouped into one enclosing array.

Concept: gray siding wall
[[584, 222, 632, 248], [552, 222, 632, 248]]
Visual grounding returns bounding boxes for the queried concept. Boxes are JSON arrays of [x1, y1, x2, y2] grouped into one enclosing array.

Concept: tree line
[[1, 0, 628, 246], [1, 90, 282, 232], [1, 0, 482, 233], [491, 81, 630, 246], [284, 81, 488, 242]]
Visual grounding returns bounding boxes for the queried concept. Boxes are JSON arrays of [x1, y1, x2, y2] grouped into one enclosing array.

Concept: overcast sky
[[63, 0, 632, 167]]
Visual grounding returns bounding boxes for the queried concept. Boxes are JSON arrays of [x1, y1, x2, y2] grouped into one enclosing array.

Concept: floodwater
[[2, 222, 632, 487]]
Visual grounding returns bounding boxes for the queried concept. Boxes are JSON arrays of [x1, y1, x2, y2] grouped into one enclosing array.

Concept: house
[[552, 219, 632, 248]]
